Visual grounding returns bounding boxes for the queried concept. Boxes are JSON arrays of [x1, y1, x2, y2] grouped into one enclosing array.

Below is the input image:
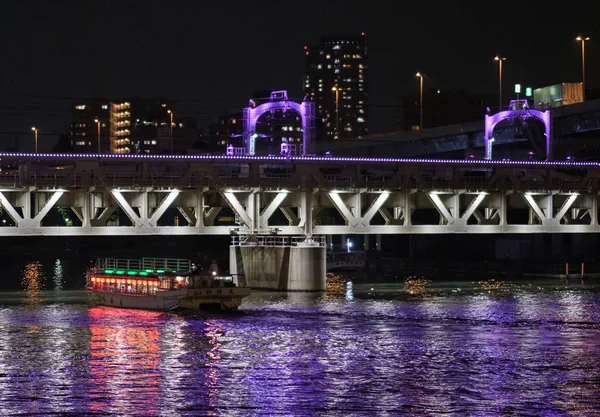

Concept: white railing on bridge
[[231, 234, 326, 247]]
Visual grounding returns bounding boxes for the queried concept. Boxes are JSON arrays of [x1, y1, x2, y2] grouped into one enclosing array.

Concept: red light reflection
[[87, 307, 161, 415]]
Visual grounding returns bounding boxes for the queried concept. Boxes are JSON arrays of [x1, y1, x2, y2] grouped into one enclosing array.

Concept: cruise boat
[[86, 257, 250, 311], [179, 273, 251, 310]]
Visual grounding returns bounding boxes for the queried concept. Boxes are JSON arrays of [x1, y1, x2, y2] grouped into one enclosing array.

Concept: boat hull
[[90, 289, 187, 311], [180, 287, 252, 310]]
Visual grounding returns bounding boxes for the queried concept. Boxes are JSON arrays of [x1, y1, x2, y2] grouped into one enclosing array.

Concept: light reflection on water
[[0, 278, 598, 416]]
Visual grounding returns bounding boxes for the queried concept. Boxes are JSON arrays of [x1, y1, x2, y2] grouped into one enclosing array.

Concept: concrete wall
[[288, 246, 326, 291], [229, 244, 326, 291]]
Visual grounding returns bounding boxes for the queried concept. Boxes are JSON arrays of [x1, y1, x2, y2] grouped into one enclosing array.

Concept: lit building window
[[75, 105, 86, 110], [102, 104, 108, 109]]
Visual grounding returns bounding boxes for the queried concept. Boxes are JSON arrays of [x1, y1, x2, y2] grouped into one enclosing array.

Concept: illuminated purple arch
[[484, 100, 552, 160], [243, 90, 316, 156]]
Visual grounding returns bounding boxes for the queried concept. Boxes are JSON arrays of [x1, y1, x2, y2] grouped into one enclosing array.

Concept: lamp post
[[416, 72, 424, 130], [31, 127, 38, 153], [167, 110, 174, 154], [494, 55, 507, 110], [331, 86, 340, 139], [94, 118, 101, 154], [576, 36, 590, 101]]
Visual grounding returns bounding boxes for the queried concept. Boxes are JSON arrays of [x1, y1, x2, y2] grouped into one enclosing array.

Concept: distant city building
[[303, 33, 368, 140], [70, 100, 110, 153], [397, 90, 495, 131], [71, 98, 199, 154]]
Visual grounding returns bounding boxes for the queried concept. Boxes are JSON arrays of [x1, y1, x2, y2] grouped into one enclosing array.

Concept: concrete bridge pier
[[229, 235, 326, 291]]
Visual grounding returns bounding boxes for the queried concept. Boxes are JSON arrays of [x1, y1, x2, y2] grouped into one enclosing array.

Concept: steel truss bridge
[[1, 153, 600, 236]]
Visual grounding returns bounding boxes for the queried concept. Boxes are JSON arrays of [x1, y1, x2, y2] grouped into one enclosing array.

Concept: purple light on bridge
[[0, 153, 598, 167]]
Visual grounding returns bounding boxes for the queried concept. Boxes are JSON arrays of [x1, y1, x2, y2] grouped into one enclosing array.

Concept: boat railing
[[94, 257, 192, 273]]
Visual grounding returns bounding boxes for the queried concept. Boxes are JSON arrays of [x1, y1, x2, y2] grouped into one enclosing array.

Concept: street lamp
[[416, 72, 424, 130], [494, 55, 507, 110], [331, 86, 340, 139], [94, 118, 101, 154], [576, 36, 590, 101], [31, 127, 38, 153], [167, 110, 174, 154]]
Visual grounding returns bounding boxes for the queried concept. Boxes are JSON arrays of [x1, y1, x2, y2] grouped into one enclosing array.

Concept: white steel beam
[[70, 207, 84, 224], [204, 207, 222, 226], [428, 193, 455, 224], [0, 192, 23, 225], [110, 190, 144, 227], [328, 192, 358, 226], [177, 207, 196, 226], [523, 193, 547, 224], [31, 191, 64, 226], [223, 192, 252, 229], [280, 207, 300, 226], [149, 190, 179, 226], [90, 207, 116, 227], [554, 194, 578, 224], [259, 192, 288, 228], [378, 207, 403, 225], [362, 192, 389, 225], [461, 193, 486, 222]]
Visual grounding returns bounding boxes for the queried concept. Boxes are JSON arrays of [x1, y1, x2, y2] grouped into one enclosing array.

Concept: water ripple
[[0, 281, 598, 416]]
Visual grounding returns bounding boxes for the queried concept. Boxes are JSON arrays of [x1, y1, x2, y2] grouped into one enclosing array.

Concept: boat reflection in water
[[87, 307, 161, 416]]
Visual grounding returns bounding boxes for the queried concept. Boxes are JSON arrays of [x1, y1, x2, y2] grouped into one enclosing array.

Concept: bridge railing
[[231, 235, 326, 247]]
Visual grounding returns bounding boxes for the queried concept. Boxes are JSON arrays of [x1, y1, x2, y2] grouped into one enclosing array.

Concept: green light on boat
[[104, 269, 114, 274], [156, 269, 165, 273], [115, 270, 125, 275], [127, 271, 138, 275], [139, 271, 149, 276]]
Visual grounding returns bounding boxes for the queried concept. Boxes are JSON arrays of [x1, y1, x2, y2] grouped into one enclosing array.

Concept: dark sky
[[0, 1, 599, 151]]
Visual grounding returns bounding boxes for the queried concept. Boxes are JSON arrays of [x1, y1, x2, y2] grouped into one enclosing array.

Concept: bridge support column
[[230, 235, 326, 291]]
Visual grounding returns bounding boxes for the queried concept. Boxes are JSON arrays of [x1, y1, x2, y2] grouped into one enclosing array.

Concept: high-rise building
[[303, 33, 368, 139], [109, 98, 176, 154], [71, 98, 199, 154]]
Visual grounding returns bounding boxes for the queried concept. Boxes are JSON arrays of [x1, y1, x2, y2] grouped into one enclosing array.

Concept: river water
[[1, 275, 599, 416]]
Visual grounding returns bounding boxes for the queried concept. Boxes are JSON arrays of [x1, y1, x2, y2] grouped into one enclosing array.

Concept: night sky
[[0, 1, 598, 151]]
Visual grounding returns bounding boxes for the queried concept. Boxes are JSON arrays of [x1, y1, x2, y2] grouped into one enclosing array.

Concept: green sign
[[525, 87, 533, 97], [514, 84, 521, 93]]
